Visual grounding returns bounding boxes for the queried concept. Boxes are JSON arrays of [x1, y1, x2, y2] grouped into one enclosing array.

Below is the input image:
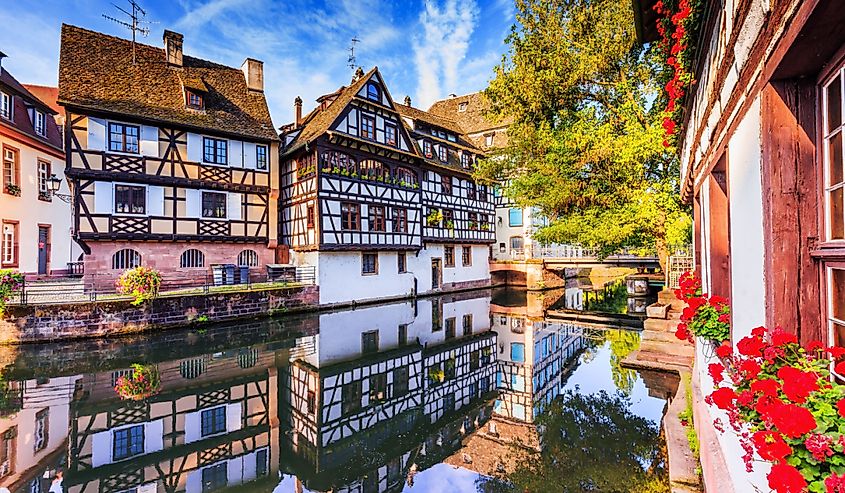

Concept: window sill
[[362, 272, 379, 276]]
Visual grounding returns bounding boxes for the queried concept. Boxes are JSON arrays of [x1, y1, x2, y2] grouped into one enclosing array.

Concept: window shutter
[[228, 140, 243, 168], [184, 411, 201, 443], [88, 118, 106, 151], [94, 181, 113, 213], [147, 186, 164, 216], [226, 403, 242, 432], [90, 430, 111, 467], [243, 142, 256, 169], [140, 125, 159, 157], [227, 456, 245, 484], [227, 193, 242, 220], [185, 189, 201, 218], [144, 419, 163, 453], [186, 133, 202, 162]]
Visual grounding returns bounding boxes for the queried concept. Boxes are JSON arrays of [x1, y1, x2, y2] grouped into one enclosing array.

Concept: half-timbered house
[[57, 25, 280, 282], [279, 68, 494, 305]]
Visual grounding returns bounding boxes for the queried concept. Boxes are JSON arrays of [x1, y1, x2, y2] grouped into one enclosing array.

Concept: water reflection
[[0, 288, 669, 493]]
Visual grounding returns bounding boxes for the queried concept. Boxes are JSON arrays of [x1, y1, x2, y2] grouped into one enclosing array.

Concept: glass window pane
[[831, 269, 845, 321], [831, 188, 844, 239], [510, 342, 525, 362], [834, 322, 845, 354], [831, 132, 844, 186], [828, 75, 842, 132]]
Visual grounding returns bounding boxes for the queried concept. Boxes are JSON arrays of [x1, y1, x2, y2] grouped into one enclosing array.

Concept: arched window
[[180, 249, 205, 268], [179, 357, 207, 380], [359, 160, 388, 180], [394, 167, 418, 187], [319, 151, 357, 174], [366, 82, 380, 101], [237, 249, 259, 267], [112, 249, 141, 270]]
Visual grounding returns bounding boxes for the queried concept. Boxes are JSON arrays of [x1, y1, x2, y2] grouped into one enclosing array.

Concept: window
[[362, 252, 378, 275], [369, 373, 387, 403], [467, 182, 477, 200], [37, 160, 51, 201], [470, 351, 480, 370], [509, 208, 523, 227], [307, 205, 315, 229], [203, 137, 227, 165], [461, 153, 471, 168], [0, 427, 15, 478], [359, 159, 388, 180], [342, 202, 361, 230], [398, 324, 408, 345], [463, 314, 472, 335], [510, 342, 526, 363], [256, 449, 268, 477], [362, 330, 379, 354], [366, 82, 380, 101], [398, 252, 407, 273], [112, 248, 141, 270], [444, 246, 455, 267], [423, 141, 433, 158], [458, 102, 468, 112], [485, 133, 494, 147], [393, 367, 409, 397], [432, 301, 442, 331], [307, 392, 316, 415], [256, 145, 268, 170], [441, 175, 452, 195], [385, 123, 397, 146], [3, 147, 19, 192], [0, 93, 10, 120], [438, 145, 448, 163], [201, 406, 227, 437], [342, 381, 362, 415], [186, 90, 203, 110], [113, 425, 144, 461], [361, 114, 375, 140], [445, 317, 456, 339], [826, 72, 845, 240], [462, 246, 472, 266], [479, 185, 488, 202], [202, 191, 227, 219], [369, 205, 386, 231], [202, 463, 228, 491], [180, 249, 205, 268], [114, 184, 146, 214], [34, 111, 46, 137], [394, 167, 418, 187], [468, 212, 478, 230], [443, 209, 454, 226], [510, 236, 524, 251], [393, 207, 408, 233], [237, 249, 259, 266], [34, 409, 48, 452], [108, 123, 140, 153]]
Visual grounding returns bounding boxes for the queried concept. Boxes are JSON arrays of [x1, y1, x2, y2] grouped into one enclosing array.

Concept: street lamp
[[48, 174, 72, 203]]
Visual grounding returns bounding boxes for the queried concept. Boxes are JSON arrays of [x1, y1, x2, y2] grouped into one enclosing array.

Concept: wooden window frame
[[462, 246, 472, 266], [1, 220, 19, 268], [423, 141, 433, 158], [34, 409, 49, 452], [203, 137, 228, 165], [392, 207, 408, 233], [441, 175, 452, 195], [201, 191, 227, 219], [398, 251, 407, 273], [0, 92, 11, 120], [361, 114, 376, 140], [200, 406, 227, 437], [438, 145, 448, 163], [307, 205, 315, 229], [2, 145, 20, 194], [385, 123, 397, 146], [34, 110, 46, 137], [112, 424, 145, 461], [462, 314, 472, 335], [186, 90, 204, 110], [114, 184, 147, 215], [366, 82, 380, 101], [369, 205, 386, 232], [341, 202, 361, 231], [362, 252, 378, 275], [444, 245, 455, 268], [108, 122, 140, 154], [461, 152, 470, 168], [445, 317, 456, 339]]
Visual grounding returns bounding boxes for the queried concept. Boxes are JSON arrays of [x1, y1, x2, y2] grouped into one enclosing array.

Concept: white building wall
[[0, 134, 78, 275]]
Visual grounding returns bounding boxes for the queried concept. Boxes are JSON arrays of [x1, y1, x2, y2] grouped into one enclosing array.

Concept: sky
[[0, 0, 514, 127]]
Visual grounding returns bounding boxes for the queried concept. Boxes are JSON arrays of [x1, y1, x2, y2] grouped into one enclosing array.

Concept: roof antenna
[[347, 36, 360, 71], [103, 0, 151, 65]]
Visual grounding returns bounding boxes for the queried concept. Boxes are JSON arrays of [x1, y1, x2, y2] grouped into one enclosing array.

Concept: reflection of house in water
[[64, 345, 281, 493], [280, 292, 498, 492], [0, 376, 78, 492]]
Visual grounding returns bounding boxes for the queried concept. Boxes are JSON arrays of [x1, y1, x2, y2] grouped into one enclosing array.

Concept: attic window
[[366, 83, 380, 101], [186, 90, 204, 110], [0, 93, 11, 120], [458, 102, 467, 112]]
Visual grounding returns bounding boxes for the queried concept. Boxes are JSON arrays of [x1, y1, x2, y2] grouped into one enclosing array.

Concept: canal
[[0, 285, 671, 492]]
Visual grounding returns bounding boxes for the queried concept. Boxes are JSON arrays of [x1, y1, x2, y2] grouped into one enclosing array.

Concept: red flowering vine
[[652, 0, 703, 148]]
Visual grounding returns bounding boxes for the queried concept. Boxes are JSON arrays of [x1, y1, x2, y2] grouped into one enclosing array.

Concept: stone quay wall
[[0, 285, 319, 344]]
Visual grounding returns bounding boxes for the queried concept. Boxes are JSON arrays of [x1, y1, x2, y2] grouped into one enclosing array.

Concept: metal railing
[[8, 265, 316, 306], [666, 253, 694, 289]]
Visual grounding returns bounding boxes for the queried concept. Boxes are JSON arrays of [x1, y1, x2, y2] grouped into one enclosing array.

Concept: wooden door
[[431, 258, 442, 290]]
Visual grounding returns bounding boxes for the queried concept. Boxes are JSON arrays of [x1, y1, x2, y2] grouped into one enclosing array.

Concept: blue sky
[[0, 0, 514, 127]]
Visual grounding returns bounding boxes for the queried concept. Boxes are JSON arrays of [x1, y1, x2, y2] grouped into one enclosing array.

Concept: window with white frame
[[201, 191, 227, 218], [1, 222, 17, 267], [34, 110, 46, 136], [37, 160, 51, 200], [0, 92, 10, 120], [256, 144, 268, 170], [114, 184, 146, 214], [3, 147, 18, 190], [200, 406, 226, 437], [203, 137, 227, 165], [108, 123, 140, 153], [33, 409, 48, 452], [237, 249, 259, 267], [823, 66, 845, 356]]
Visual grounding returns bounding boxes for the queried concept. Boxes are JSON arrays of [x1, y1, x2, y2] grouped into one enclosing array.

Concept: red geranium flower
[[771, 328, 798, 347], [767, 402, 817, 439], [716, 343, 732, 359], [777, 366, 819, 403], [829, 346, 845, 358], [837, 398, 845, 419], [751, 378, 780, 398], [736, 390, 754, 407], [834, 360, 845, 376], [804, 433, 834, 462], [737, 336, 765, 357], [751, 430, 791, 463], [764, 346, 785, 363], [738, 359, 762, 380], [675, 324, 691, 342], [825, 472, 845, 493], [768, 463, 807, 493], [710, 387, 737, 410], [708, 363, 725, 385], [804, 340, 824, 352]]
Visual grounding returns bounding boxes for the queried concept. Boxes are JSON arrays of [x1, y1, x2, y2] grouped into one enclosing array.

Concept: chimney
[[163, 30, 183, 67], [241, 58, 264, 92], [294, 96, 303, 127], [404, 95, 411, 106]]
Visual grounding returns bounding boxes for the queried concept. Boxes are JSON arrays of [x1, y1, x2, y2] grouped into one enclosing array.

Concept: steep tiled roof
[[0, 69, 64, 153], [396, 103, 465, 135], [58, 24, 276, 141], [428, 92, 512, 135]]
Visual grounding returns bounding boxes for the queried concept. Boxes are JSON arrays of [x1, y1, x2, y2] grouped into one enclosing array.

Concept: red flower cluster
[[673, 272, 731, 343], [653, 0, 699, 148], [705, 325, 845, 493]]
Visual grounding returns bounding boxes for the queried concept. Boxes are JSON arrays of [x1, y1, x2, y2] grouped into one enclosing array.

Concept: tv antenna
[[103, 0, 151, 65], [347, 37, 360, 71]]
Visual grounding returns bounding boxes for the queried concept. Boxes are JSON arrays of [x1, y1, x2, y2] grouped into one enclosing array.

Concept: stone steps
[[640, 328, 686, 344]]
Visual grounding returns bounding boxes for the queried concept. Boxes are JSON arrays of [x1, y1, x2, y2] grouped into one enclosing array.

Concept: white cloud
[[175, 0, 253, 30]]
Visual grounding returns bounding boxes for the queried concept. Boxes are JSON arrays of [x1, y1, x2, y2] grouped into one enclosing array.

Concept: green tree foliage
[[476, 0, 691, 268], [476, 390, 668, 493]]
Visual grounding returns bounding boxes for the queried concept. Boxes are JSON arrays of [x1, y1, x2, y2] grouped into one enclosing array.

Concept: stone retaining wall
[[0, 285, 319, 343]]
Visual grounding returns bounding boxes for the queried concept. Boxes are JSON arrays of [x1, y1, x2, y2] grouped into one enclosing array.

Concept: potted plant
[[480, 223, 490, 232], [0, 270, 24, 318], [427, 209, 443, 227], [428, 365, 445, 384], [114, 364, 161, 401], [673, 272, 730, 349], [4, 184, 20, 197], [116, 266, 162, 306]]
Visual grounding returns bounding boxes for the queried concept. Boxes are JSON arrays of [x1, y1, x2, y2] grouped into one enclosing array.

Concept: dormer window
[[458, 102, 467, 112], [366, 82, 380, 101], [461, 152, 470, 169], [423, 141, 433, 158], [0, 93, 11, 120], [186, 90, 204, 110], [438, 145, 448, 163], [34, 110, 46, 136], [485, 133, 494, 147]]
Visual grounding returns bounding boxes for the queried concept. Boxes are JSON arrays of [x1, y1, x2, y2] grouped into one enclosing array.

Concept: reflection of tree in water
[[476, 390, 668, 493], [604, 330, 641, 395]]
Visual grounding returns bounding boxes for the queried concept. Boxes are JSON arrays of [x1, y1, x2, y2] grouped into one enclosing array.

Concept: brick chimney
[[294, 96, 303, 127], [241, 58, 264, 92], [404, 95, 411, 106], [163, 30, 183, 67]]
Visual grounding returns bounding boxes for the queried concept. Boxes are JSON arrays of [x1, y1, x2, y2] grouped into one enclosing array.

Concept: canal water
[[0, 285, 672, 492]]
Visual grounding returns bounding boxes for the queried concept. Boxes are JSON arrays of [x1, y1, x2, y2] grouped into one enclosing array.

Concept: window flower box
[[4, 184, 20, 197]]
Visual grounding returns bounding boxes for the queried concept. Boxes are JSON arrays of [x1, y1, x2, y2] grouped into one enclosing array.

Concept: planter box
[[646, 302, 671, 319]]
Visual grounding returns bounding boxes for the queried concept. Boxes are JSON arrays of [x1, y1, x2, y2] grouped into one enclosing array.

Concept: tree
[[475, 0, 691, 270]]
